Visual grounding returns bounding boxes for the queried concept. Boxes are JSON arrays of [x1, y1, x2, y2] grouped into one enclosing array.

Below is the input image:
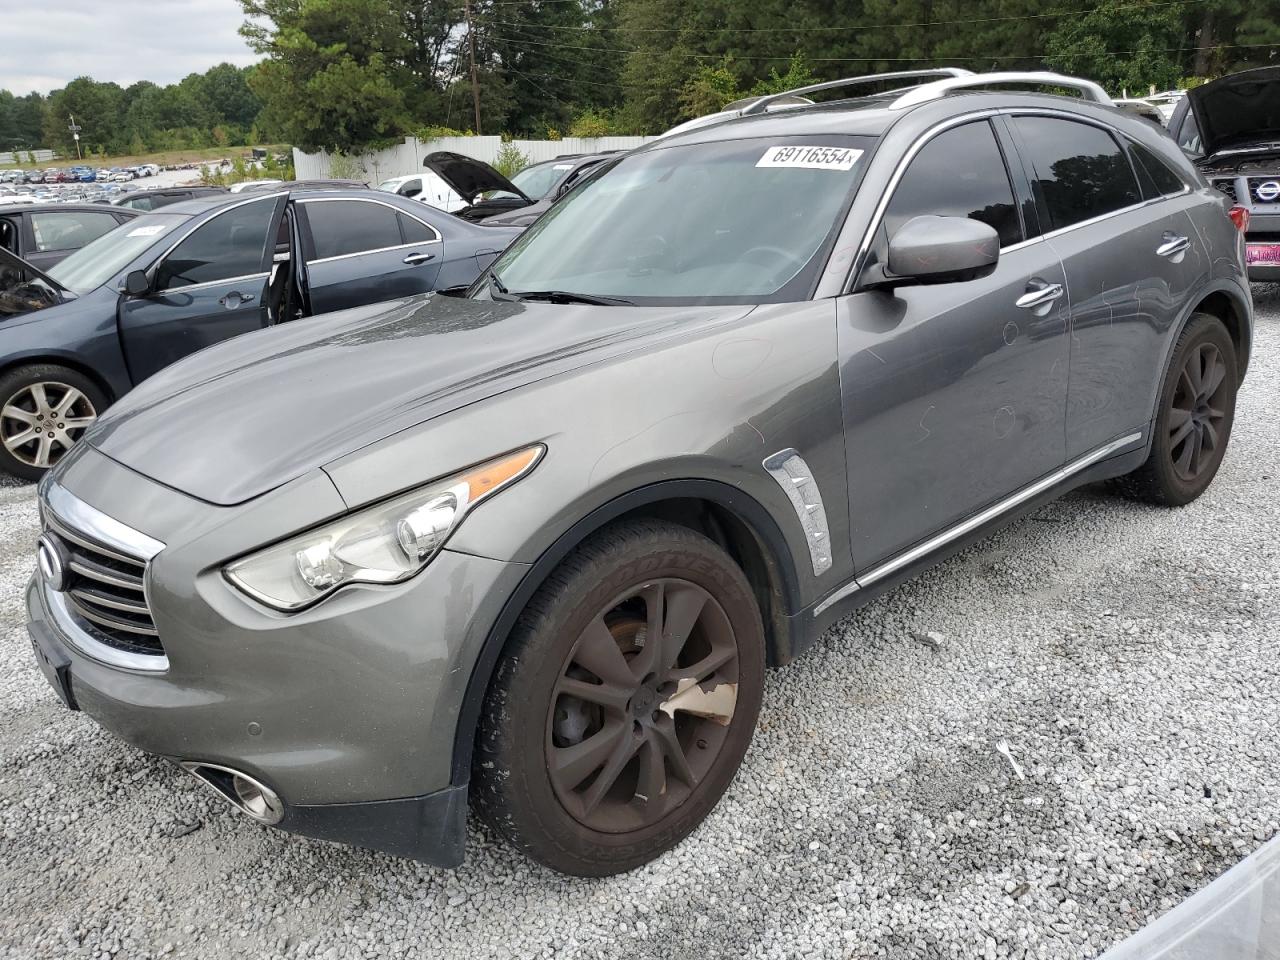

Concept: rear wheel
[[0, 365, 106, 481], [473, 519, 765, 876], [1117, 313, 1237, 506]]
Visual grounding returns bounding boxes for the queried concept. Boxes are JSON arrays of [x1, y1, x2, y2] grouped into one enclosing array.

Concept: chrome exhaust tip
[[180, 762, 284, 825]]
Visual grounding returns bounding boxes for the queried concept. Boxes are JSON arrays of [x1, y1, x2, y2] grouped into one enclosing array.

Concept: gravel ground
[[1, 285, 1278, 960]]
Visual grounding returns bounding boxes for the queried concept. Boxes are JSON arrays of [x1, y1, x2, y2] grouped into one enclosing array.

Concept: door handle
[[217, 291, 255, 308], [1156, 234, 1190, 258], [1015, 282, 1064, 310], [403, 252, 435, 265]]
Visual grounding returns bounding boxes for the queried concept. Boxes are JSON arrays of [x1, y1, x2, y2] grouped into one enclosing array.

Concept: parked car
[[0, 187, 521, 478], [422, 151, 619, 223], [112, 186, 229, 211], [0, 202, 137, 272], [24, 70, 1252, 876], [1168, 65, 1280, 281], [377, 171, 467, 213]]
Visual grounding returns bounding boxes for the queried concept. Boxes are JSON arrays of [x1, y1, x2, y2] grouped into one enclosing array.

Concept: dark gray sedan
[[25, 71, 1252, 876], [0, 187, 520, 478]]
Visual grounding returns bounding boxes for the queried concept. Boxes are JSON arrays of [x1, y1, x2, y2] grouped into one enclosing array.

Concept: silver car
[[26, 71, 1252, 875]]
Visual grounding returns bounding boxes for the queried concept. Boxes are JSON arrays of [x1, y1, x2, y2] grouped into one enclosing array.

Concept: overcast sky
[[2, 0, 258, 96]]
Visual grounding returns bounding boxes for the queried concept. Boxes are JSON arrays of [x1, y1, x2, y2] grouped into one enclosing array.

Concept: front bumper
[[25, 445, 525, 865]]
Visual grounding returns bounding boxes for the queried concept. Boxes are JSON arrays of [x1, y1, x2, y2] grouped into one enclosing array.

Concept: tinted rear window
[[306, 200, 404, 259], [1010, 117, 1142, 230]]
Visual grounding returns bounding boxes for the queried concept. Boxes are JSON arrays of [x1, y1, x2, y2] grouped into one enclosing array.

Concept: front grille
[[46, 516, 163, 657], [1211, 178, 1240, 203], [1248, 177, 1280, 205]]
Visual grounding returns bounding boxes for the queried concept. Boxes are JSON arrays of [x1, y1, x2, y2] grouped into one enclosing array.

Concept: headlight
[[224, 445, 543, 611]]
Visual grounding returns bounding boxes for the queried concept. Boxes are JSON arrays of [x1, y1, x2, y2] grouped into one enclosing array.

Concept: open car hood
[[1188, 66, 1280, 157], [422, 151, 531, 205], [0, 246, 70, 315], [0, 245, 70, 296]]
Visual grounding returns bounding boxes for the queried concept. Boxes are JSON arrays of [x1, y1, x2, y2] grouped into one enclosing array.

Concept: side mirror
[[123, 269, 150, 297], [883, 215, 1000, 287]]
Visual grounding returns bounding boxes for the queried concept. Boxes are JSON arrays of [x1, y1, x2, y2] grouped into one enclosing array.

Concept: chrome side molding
[[813, 431, 1144, 616]]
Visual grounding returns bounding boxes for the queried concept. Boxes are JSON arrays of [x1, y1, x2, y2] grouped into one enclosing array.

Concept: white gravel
[[2, 285, 1278, 960]]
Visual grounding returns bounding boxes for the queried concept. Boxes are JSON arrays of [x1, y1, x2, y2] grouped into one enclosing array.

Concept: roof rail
[[740, 68, 974, 116], [889, 71, 1113, 110]]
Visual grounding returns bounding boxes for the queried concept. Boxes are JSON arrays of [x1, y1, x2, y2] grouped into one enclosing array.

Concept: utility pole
[[465, 0, 482, 135], [67, 115, 83, 161]]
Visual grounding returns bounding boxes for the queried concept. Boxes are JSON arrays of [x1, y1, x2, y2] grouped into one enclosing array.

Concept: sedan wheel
[[0, 366, 107, 480], [1167, 341, 1229, 483]]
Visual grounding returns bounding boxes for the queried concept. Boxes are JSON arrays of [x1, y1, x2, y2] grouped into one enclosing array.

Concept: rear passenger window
[[1129, 140, 1187, 198], [1009, 117, 1141, 230], [884, 121, 1022, 248], [305, 200, 403, 260], [30, 210, 120, 252], [398, 213, 438, 244]]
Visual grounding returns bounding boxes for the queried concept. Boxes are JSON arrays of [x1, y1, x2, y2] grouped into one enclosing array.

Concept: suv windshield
[[48, 212, 188, 295], [485, 136, 874, 305]]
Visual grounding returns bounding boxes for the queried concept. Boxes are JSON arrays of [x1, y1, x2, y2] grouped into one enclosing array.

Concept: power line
[[483, 0, 1210, 34]]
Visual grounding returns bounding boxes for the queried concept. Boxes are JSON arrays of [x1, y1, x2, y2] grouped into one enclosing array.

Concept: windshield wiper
[[509, 289, 634, 306], [486, 269, 518, 301]]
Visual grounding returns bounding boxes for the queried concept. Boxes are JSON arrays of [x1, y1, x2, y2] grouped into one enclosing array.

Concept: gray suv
[[25, 71, 1253, 876]]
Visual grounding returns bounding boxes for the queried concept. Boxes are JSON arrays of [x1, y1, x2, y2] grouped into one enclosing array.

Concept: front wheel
[[1117, 313, 1238, 506], [0, 364, 107, 481], [473, 519, 765, 876]]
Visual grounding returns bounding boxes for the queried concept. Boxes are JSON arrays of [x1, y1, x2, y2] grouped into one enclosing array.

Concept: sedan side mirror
[[123, 269, 151, 297], [884, 215, 1000, 287]]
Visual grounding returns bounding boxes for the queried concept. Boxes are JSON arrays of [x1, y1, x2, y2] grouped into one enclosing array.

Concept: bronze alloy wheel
[[1167, 340, 1230, 482], [1115, 313, 1237, 507], [474, 519, 765, 876], [546, 578, 739, 834]]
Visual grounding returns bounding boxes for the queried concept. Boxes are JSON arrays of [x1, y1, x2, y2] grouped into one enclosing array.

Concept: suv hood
[[1188, 66, 1280, 157], [86, 294, 750, 505], [423, 152, 531, 205]]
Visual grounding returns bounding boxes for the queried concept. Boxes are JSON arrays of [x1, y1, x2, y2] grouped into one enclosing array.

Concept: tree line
[[4, 0, 1277, 158], [0, 63, 263, 159]]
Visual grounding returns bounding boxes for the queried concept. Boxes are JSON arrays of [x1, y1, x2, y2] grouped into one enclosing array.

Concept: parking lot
[[0, 281, 1272, 959]]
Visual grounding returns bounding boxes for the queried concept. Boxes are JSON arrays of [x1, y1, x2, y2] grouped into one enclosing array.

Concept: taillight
[[1228, 206, 1250, 232]]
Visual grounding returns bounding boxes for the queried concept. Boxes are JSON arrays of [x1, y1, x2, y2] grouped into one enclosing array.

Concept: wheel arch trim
[[449, 477, 803, 785], [1152, 278, 1252, 425], [0, 354, 119, 406]]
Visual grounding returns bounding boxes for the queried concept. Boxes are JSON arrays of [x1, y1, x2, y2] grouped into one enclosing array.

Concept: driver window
[[884, 121, 1023, 249], [155, 198, 275, 290]]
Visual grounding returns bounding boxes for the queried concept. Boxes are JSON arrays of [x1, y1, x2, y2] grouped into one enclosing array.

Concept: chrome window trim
[[152, 271, 270, 294], [297, 196, 443, 263], [149, 191, 285, 293], [812, 431, 1144, 617]]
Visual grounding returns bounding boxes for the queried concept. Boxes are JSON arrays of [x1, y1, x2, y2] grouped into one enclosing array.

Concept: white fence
[[0, 149, 55, 166], [292, 136, 655, 183]]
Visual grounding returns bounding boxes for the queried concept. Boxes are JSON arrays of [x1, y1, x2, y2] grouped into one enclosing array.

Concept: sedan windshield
[[48, 212, 189, 295], [510, 161, 573, 199], [485, 136, 874, 305]]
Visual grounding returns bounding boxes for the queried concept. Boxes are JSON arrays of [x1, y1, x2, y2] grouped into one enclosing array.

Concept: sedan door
[[1004, 115, 1207, 459], [837, 119, 1071, 570], [299, 197, 444, 314], [118, 194, 286, 383]]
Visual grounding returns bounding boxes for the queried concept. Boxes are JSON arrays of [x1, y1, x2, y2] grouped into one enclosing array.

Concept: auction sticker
[[126, 225, 168, 238], [757, 145, 862, 171]]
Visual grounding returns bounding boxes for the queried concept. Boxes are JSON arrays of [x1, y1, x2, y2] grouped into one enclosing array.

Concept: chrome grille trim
[[39, 481, 167, 668]]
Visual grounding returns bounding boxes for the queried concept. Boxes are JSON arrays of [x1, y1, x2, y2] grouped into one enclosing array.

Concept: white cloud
[[1, 0, 259, 95]]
